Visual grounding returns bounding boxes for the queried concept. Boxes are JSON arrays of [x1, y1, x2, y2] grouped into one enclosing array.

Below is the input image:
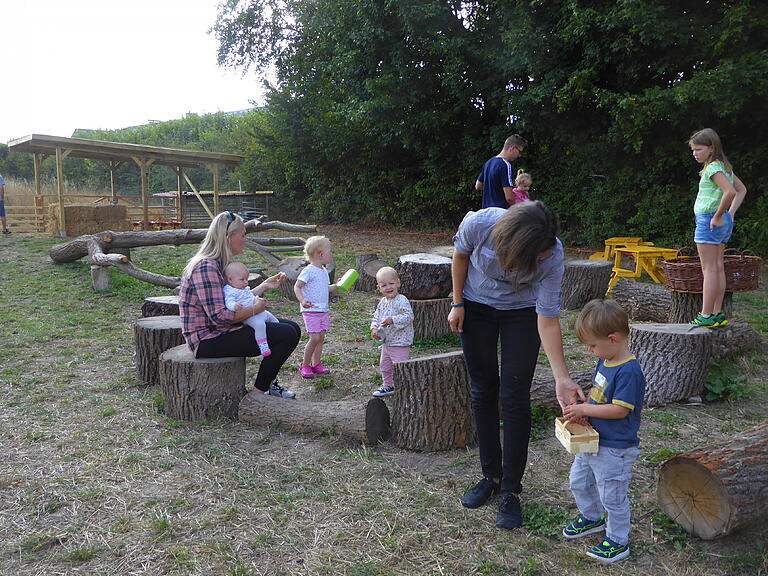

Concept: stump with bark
[[133, 315, 184, 384], [709, 320, 762, 363], [277, 256, 335, 301], [630, 323, 712, 406], [669, 292, 733, 323], [355, 254, 387, 292], [392, 351, 475, 451], [395, 253, 452, 300], [561, 259, 613, 310], [530, 369, 594, 411], [411, 298, 452, 339], [141, 295, 180, 318], [611, 279, 671, 322], [159, 344, 246, 421], [657, 420, 768, 539], [239, 393, 390, 445], [428, 245, 454, 259]]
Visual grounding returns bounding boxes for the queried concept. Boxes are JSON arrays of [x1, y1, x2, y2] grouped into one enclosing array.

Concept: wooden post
[[55, 146, 67, 237], [658, 420, 768, 539], [33, 153, 45, 232], [211, 163, 220, 216]]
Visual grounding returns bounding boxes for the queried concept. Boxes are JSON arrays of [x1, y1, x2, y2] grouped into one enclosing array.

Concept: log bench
[[159, 344, 247, 421], [133, 315, 184, 384]]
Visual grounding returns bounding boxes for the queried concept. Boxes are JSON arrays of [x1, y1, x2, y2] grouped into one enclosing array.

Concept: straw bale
[[46, 203, 130, 235]]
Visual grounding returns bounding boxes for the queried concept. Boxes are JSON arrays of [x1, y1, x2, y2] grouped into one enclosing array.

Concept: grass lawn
[[0, 227, 766, 576]]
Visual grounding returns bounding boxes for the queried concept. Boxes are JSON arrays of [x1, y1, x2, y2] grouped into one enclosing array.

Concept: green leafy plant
[[704, 362, 750, 402]]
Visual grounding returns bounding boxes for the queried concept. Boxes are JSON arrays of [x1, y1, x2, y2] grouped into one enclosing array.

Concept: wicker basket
[[662, 250, 762, 293]]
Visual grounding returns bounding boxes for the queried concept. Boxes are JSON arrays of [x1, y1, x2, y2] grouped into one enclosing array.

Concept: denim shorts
[[302, 311, 331, 333], [694, 211, 733, 245]]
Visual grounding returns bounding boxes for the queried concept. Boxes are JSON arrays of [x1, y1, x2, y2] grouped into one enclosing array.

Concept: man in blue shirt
[[476, 135, 527, 208]]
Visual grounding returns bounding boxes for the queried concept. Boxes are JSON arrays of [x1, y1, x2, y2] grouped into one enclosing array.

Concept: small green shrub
[[705, 363, 750, 402]]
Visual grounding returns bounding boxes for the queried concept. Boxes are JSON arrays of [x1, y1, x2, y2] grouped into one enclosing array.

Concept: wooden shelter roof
[[8, 134, 244, 168]]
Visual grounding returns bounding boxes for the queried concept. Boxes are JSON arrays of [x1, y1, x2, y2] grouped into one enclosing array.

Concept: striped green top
[[694, 161, 733, 214]]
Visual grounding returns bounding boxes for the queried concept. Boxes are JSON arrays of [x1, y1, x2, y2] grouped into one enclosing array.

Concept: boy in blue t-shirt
[[561, 299, 645, 564]]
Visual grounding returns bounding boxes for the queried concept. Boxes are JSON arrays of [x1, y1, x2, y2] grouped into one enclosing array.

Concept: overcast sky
[[0, 1, 265, 144]]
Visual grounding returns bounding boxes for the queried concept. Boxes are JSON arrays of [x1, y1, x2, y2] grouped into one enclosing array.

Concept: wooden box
[[554, 417, 600, 454]]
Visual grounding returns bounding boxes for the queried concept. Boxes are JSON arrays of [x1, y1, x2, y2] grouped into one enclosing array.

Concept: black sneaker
[[2, 229, 10, 235], [495, 492, 523, 530], [461, 476, 500, 509], [264, 380, 295, 399]]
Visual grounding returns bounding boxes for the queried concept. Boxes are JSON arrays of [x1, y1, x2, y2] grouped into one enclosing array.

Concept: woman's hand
[[710, 214, 725, 230], [448, 306, 465, 333], [251, 297, 268, 315], [555, 377, 587, 413], [254, 272, 286, 294]]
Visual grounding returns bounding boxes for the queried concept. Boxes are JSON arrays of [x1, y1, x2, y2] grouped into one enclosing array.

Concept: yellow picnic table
[[606, 245, 679, 293], [589, 237, 654, 261]]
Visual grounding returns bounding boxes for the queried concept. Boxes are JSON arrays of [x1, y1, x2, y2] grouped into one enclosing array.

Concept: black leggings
[[460, 300, 541, 494], [196, 319, 301, 391]]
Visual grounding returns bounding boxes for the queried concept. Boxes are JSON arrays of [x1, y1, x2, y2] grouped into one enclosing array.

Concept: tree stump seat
[[396, 253, 452, 300], [354, 253, 387, 292], [133, 315, 184, 384], [141, 295, 180, 318], [159, 344, 247, 421], [561, 259, 613, 309], [411, 297, 452, 339], [630, 323, 712, 406]]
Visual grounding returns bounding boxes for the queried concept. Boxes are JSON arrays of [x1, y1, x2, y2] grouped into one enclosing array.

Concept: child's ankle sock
[[257, 339, 271, 357]]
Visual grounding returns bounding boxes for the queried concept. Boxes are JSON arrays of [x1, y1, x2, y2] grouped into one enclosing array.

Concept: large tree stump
[[392, 351, 474, 451], [395, 253, 452, 300], [159, 344, 246, 421], [428, 245, 454, 259], [657, 420, 768, 539], [561, 260, 613, 310], [611, 279, 671, 322], [238, 394, 390, 445], [630, 324, 712, 406], [133, 316, 185, 384], [669, 291, 733, 323], [411, 298, 452, 339], [141, 295, 180, 318], [710, 320, 762, 363], [355, 254, 387, 292], [277, 256, 336, 301]]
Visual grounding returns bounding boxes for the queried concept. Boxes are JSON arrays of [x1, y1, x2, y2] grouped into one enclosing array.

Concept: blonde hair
[[575, 299, 629, 342], [224, 261, 248, 282], [183, 211, 244, 278], [376, 266, 399, 283], [303, 235, 331, 260], [515, 169, 532, 187], [688, 128, 732, 175], [492, 200, 559, 280]]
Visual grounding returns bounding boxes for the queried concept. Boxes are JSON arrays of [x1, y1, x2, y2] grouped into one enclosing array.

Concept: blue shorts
[[694, 211, 733, 245]]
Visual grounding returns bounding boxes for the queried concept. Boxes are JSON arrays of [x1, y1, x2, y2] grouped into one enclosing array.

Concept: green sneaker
[[586, 537, 630, 563], [562, 515, 605, 539], [712, 312, 728, 327], [690, 313, 717, 328]]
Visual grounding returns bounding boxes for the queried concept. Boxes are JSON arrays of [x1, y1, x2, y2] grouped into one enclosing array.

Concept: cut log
[[141, 295, 180, 318], [395, 253, 452, 300], [669, 292, 733, 323], [530, 369, 594, 411], [133, 315, 185, 384], [611, 279, 671, 322], [560, 259, 613, 310], [392, 351, 475, 451], [657, 420, 768, 539], [630, 323, 712, 406], [91, 265, 111, 291], [277, 256, 336, 301], [159, 344, 246, 421], [411, 298, 452, 339], [709, 320, 762, 363], [428, 245, 454, 259], [355, 254, 386, 292], [238, 393, 390, 445]]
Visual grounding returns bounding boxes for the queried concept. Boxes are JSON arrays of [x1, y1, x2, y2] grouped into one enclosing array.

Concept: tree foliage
[[214, 0, 768, 250]]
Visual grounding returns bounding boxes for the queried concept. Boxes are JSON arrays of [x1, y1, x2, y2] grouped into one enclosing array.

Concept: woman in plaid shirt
[[179, 211, 301, 398]]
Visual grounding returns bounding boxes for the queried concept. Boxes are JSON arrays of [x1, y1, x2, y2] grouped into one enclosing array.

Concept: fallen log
[[560, 259, 613, 310], [396, 253, 452, 300], [630, 323, 712, 406], [611, 279, 671, 322], [238, 393, 390, 445], [657, 420, 768, 540], [709, 320, 762, 363]]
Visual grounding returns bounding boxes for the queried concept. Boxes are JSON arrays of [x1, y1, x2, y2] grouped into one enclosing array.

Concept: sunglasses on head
[[226, 211, 235, 223]]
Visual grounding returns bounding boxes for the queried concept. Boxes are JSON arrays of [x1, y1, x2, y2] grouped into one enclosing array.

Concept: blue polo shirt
[[588, 358, 645, 448]]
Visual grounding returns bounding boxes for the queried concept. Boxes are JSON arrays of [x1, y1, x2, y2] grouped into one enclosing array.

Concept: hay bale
[[46, 203, 130, 235]]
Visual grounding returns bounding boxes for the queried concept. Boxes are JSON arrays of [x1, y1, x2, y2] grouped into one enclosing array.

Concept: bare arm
[[710, 171, 738, 227], [563, 401, 630, 421], [538, 315, 586, 411], [448, 251, 470, 333], [503, 186, 516, 205], [475, 180, 484, 191], [728, 174, 747, 217], [232, 298, 267, 322], [294, 279, 312, 308]]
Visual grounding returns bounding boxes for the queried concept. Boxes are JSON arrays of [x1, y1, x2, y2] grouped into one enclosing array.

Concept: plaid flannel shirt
[[179, 258, 240, 355]]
